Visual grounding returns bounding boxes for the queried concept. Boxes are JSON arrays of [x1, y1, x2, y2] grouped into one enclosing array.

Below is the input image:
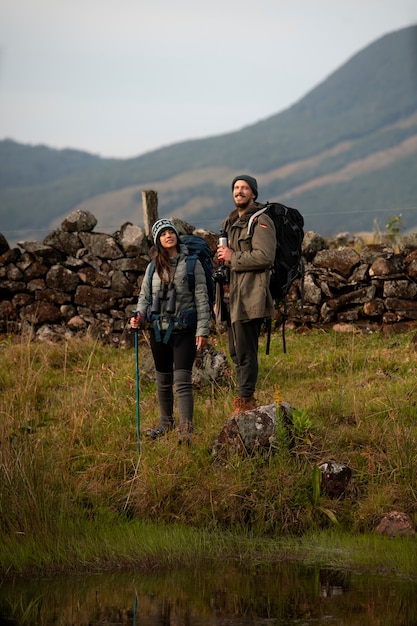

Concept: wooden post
[[142, 190, 159, 239]]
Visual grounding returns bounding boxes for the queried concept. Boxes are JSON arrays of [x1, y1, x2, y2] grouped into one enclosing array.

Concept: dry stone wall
[[289, 230, 417, 331], [1, 209, 417, 345], [0, 210, 219, 346]]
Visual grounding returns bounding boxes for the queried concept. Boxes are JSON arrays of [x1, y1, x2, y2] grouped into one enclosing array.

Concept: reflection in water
[[1, 564, 416, 625]]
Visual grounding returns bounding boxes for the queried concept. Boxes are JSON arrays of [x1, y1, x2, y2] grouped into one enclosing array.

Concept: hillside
[[1, 25, 416, 246]]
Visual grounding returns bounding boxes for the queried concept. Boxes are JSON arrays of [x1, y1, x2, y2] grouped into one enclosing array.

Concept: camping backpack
[[147, 234, 215, 335], [248, 202, 305, 354], [180, 234, 215, 311]]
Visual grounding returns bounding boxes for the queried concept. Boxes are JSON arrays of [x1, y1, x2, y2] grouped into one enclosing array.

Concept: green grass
[[1, 326, 417, 577]]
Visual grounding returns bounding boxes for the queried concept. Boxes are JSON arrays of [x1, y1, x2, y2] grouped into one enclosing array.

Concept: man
[[216, 175, 276, 413]]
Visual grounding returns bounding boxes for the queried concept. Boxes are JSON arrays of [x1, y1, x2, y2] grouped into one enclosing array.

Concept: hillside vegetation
[[1, 25, 416, 246], [1, 326, 417, 577]]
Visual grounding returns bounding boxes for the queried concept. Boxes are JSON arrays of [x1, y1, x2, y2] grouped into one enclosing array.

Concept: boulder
[[77, 266, 111, 288], [22, 260, 49, 279], [35, 289, 71, 305], [363, 299, 385, 317], [114, 222, 150, 258], [46, 265, 80, 292], [303, 274, 322, 305], [5, 264, 23, 281], [313, 247, 360, 277], [0, 233, 10, 255], [319, 461, 352, 497], [43, 229, 83, 255], [385, 298, 417, 319], [0, 300, 17, 324], [349, 263, 370, 284], [74, 285, 118, 312], [212, 403, 277, 459], [21, 301, 62, 324], [326, 285, 376, 311], [16, 241, 65, 265], [61, 209, 97, 233], [359, 244, 395, 264], [302, 231, 327, 262], [375, 511, 415, 537], [383, 280, 417, 299], [192, 344, 229, 388], [369, 257, 396, 277], [36, 324, 74, 343], [78, 232, 123, 259]]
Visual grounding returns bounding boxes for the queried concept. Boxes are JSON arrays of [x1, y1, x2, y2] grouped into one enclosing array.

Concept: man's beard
[[234, 197, 252, 210]]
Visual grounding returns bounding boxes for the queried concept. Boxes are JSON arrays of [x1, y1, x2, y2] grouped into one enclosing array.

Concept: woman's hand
[[130, 312, 143, 329], [196, 336, 208, 351]]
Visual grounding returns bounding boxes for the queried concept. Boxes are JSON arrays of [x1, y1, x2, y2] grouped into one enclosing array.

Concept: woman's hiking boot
[[178, 420, 193, 446], [146, 420, 174, 440]]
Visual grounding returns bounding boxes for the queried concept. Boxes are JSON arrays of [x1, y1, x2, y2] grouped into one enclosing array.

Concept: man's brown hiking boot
[[232, 397, 257, 415]]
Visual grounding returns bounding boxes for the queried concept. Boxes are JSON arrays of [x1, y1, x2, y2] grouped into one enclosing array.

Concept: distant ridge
[[1, 25, 416, 246]]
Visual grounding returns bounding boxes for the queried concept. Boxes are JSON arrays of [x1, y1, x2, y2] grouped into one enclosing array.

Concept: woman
[[130, 218, 210, 443]]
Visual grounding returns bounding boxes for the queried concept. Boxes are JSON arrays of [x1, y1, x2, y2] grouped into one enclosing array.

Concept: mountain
[[1, 25, 416, 247]]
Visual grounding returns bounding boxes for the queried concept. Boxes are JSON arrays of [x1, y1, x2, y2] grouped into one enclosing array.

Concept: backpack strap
[[282, 297, 288, 354], [147, 259, 156, 308], [265, 318, 272, 355], [185, 254, 197, 292], [146, 259, 173, 343], [299, 258, 305, 310], [247, 206, 268, 235], [148, 313, 177, 343], [247, 205, 278, 354]]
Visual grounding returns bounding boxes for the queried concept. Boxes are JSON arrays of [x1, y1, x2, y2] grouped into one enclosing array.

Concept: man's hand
[[217, 244, 232, 263]]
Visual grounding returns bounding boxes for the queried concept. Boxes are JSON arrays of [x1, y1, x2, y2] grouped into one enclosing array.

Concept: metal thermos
[[219, 231, 228, 247]]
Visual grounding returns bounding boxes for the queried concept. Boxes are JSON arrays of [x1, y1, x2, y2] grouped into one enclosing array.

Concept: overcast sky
[[1, 0, 416, 159]]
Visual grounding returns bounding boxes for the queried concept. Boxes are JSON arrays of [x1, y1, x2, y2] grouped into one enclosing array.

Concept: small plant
[[273, 385, 283, 405], [372, 218, 383, 243], [385, 213, 403, 248], [291, 408, 313, 442], [311, 465, 339, 525], [312, 464, 321, 507]]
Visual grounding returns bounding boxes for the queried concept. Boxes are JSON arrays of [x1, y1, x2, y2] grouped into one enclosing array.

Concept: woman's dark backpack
[[180, 235, 215, 312], [148, 234, 215, 313]]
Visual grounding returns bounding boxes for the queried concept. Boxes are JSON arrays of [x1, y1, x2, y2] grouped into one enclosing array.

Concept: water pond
[[1, 563, 416, 625]]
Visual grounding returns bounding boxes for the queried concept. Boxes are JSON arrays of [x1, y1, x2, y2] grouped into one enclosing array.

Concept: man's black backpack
[[248, 202, 305, 353]]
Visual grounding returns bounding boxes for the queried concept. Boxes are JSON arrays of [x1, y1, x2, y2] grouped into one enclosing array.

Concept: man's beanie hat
[[151, 218, 179, 243], [231, 174, 258, 200]]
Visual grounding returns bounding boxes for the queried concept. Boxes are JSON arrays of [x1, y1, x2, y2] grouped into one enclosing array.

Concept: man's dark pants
[[228, 318, 263, 398]]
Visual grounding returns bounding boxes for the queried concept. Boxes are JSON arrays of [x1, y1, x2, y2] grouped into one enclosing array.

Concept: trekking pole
[[134, 326, 141, 455], [133, 592, 138, 626]]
